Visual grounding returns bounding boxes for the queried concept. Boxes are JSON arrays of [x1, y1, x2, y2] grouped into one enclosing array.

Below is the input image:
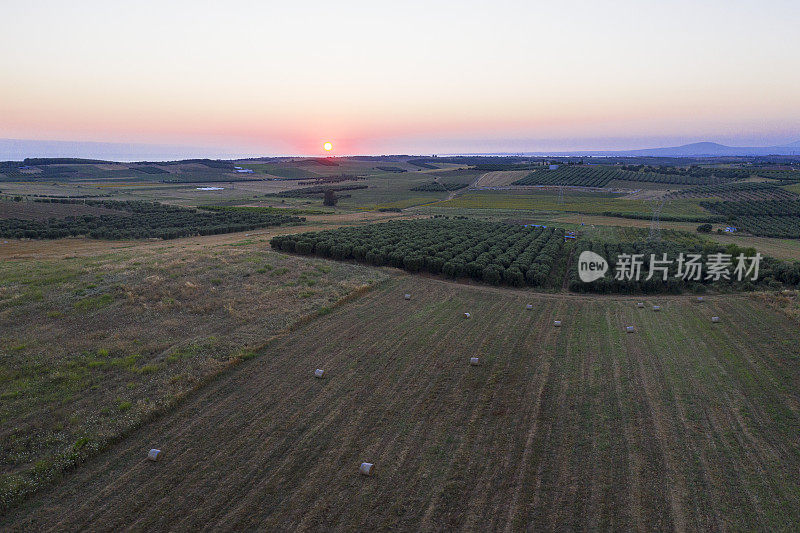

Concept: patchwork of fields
[[3, 276, 799, 530], [1, 156, 799, 530]]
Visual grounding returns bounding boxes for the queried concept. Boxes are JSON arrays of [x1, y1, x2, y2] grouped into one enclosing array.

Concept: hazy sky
[[2, 0, 799, 156]]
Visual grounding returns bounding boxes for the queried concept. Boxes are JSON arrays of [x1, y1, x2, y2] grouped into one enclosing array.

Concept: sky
[[1, 0, 799, 157]]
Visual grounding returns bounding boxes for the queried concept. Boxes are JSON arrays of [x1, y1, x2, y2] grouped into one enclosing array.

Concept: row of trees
[[701, 199, 800, 217], [699, 199, 800, 237], [269, 184, 368, 198], [410, 182, 468, 192], [271, 220, 568, 287], [1, 199, 303, 240], [513, 166, 739, 188], [569, 239, 799, 293], [672, 181, 796, 201], [620, 165, 751, 180], [726, 216, 800, 238]]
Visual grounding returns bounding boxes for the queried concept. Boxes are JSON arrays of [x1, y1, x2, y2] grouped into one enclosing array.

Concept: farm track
[[3, 276, 800, 530]]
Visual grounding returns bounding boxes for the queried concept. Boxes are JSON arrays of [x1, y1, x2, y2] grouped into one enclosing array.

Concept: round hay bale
[[464, 312, 471, 319], [637, 302, 644, 308], [711, 316, 720, 323], [147, 449, 161, 461], [626, 326, 635, 333], [314, 369, 325, 378], [652, 305, 661, 312], [404, 293, 411, 300], [554, 320, 562, 327], [526, 304, 533, 310], [470, 357, 480, 366], [359, 462, 375, 476]]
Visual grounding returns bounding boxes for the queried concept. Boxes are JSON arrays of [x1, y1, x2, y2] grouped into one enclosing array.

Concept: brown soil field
[[0, 200, 128, 220], [3, 275, 799, 530]]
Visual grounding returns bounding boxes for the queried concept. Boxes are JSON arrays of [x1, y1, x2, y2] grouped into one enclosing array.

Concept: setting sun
[[323, 142, 333, 151]]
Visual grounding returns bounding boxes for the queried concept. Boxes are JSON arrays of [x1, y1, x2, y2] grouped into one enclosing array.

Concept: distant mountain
[[619, 141, 800, 157], [508, 140, 800, 158]]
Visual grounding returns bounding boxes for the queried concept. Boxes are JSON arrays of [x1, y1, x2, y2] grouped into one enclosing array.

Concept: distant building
[[235, 168, 254, 173], [724, 226, 737, 233], [549, 164, 560, 170]]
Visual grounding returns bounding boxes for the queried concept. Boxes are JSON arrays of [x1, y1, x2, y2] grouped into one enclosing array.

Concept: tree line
[[0, 199, 303, 240]]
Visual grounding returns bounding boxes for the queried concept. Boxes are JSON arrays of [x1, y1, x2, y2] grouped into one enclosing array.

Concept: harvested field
[[0, 237, 384, 508], [4, 276, 799, 530]]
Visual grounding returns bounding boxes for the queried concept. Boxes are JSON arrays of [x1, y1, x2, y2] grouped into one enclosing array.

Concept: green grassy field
[[785, 182, 800, 195], [3, 275, 799, 530], [431, 190, 711, 218]]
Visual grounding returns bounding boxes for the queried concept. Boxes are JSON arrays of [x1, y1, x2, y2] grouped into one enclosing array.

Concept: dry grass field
[[0, 236, 384, 509], [3, 275, 799, 530]]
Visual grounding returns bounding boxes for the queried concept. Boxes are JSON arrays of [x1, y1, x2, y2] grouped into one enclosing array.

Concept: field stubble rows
[[3, 275, 799, 530]]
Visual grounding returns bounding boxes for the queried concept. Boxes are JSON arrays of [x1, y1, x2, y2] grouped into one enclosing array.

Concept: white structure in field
[[314, 369, 325, 378], [359, 462, 375, 476], [147, 449, 161, 461]]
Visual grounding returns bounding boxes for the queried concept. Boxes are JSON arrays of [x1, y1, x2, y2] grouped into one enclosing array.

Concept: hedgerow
[[410, 182, 468, 192]]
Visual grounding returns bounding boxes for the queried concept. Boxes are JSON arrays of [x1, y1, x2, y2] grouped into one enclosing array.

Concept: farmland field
[[0, 235, 384, 510], [512, 166, 743, 188], [431, 190, 712, 219], [3, 275, 799, 530]]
